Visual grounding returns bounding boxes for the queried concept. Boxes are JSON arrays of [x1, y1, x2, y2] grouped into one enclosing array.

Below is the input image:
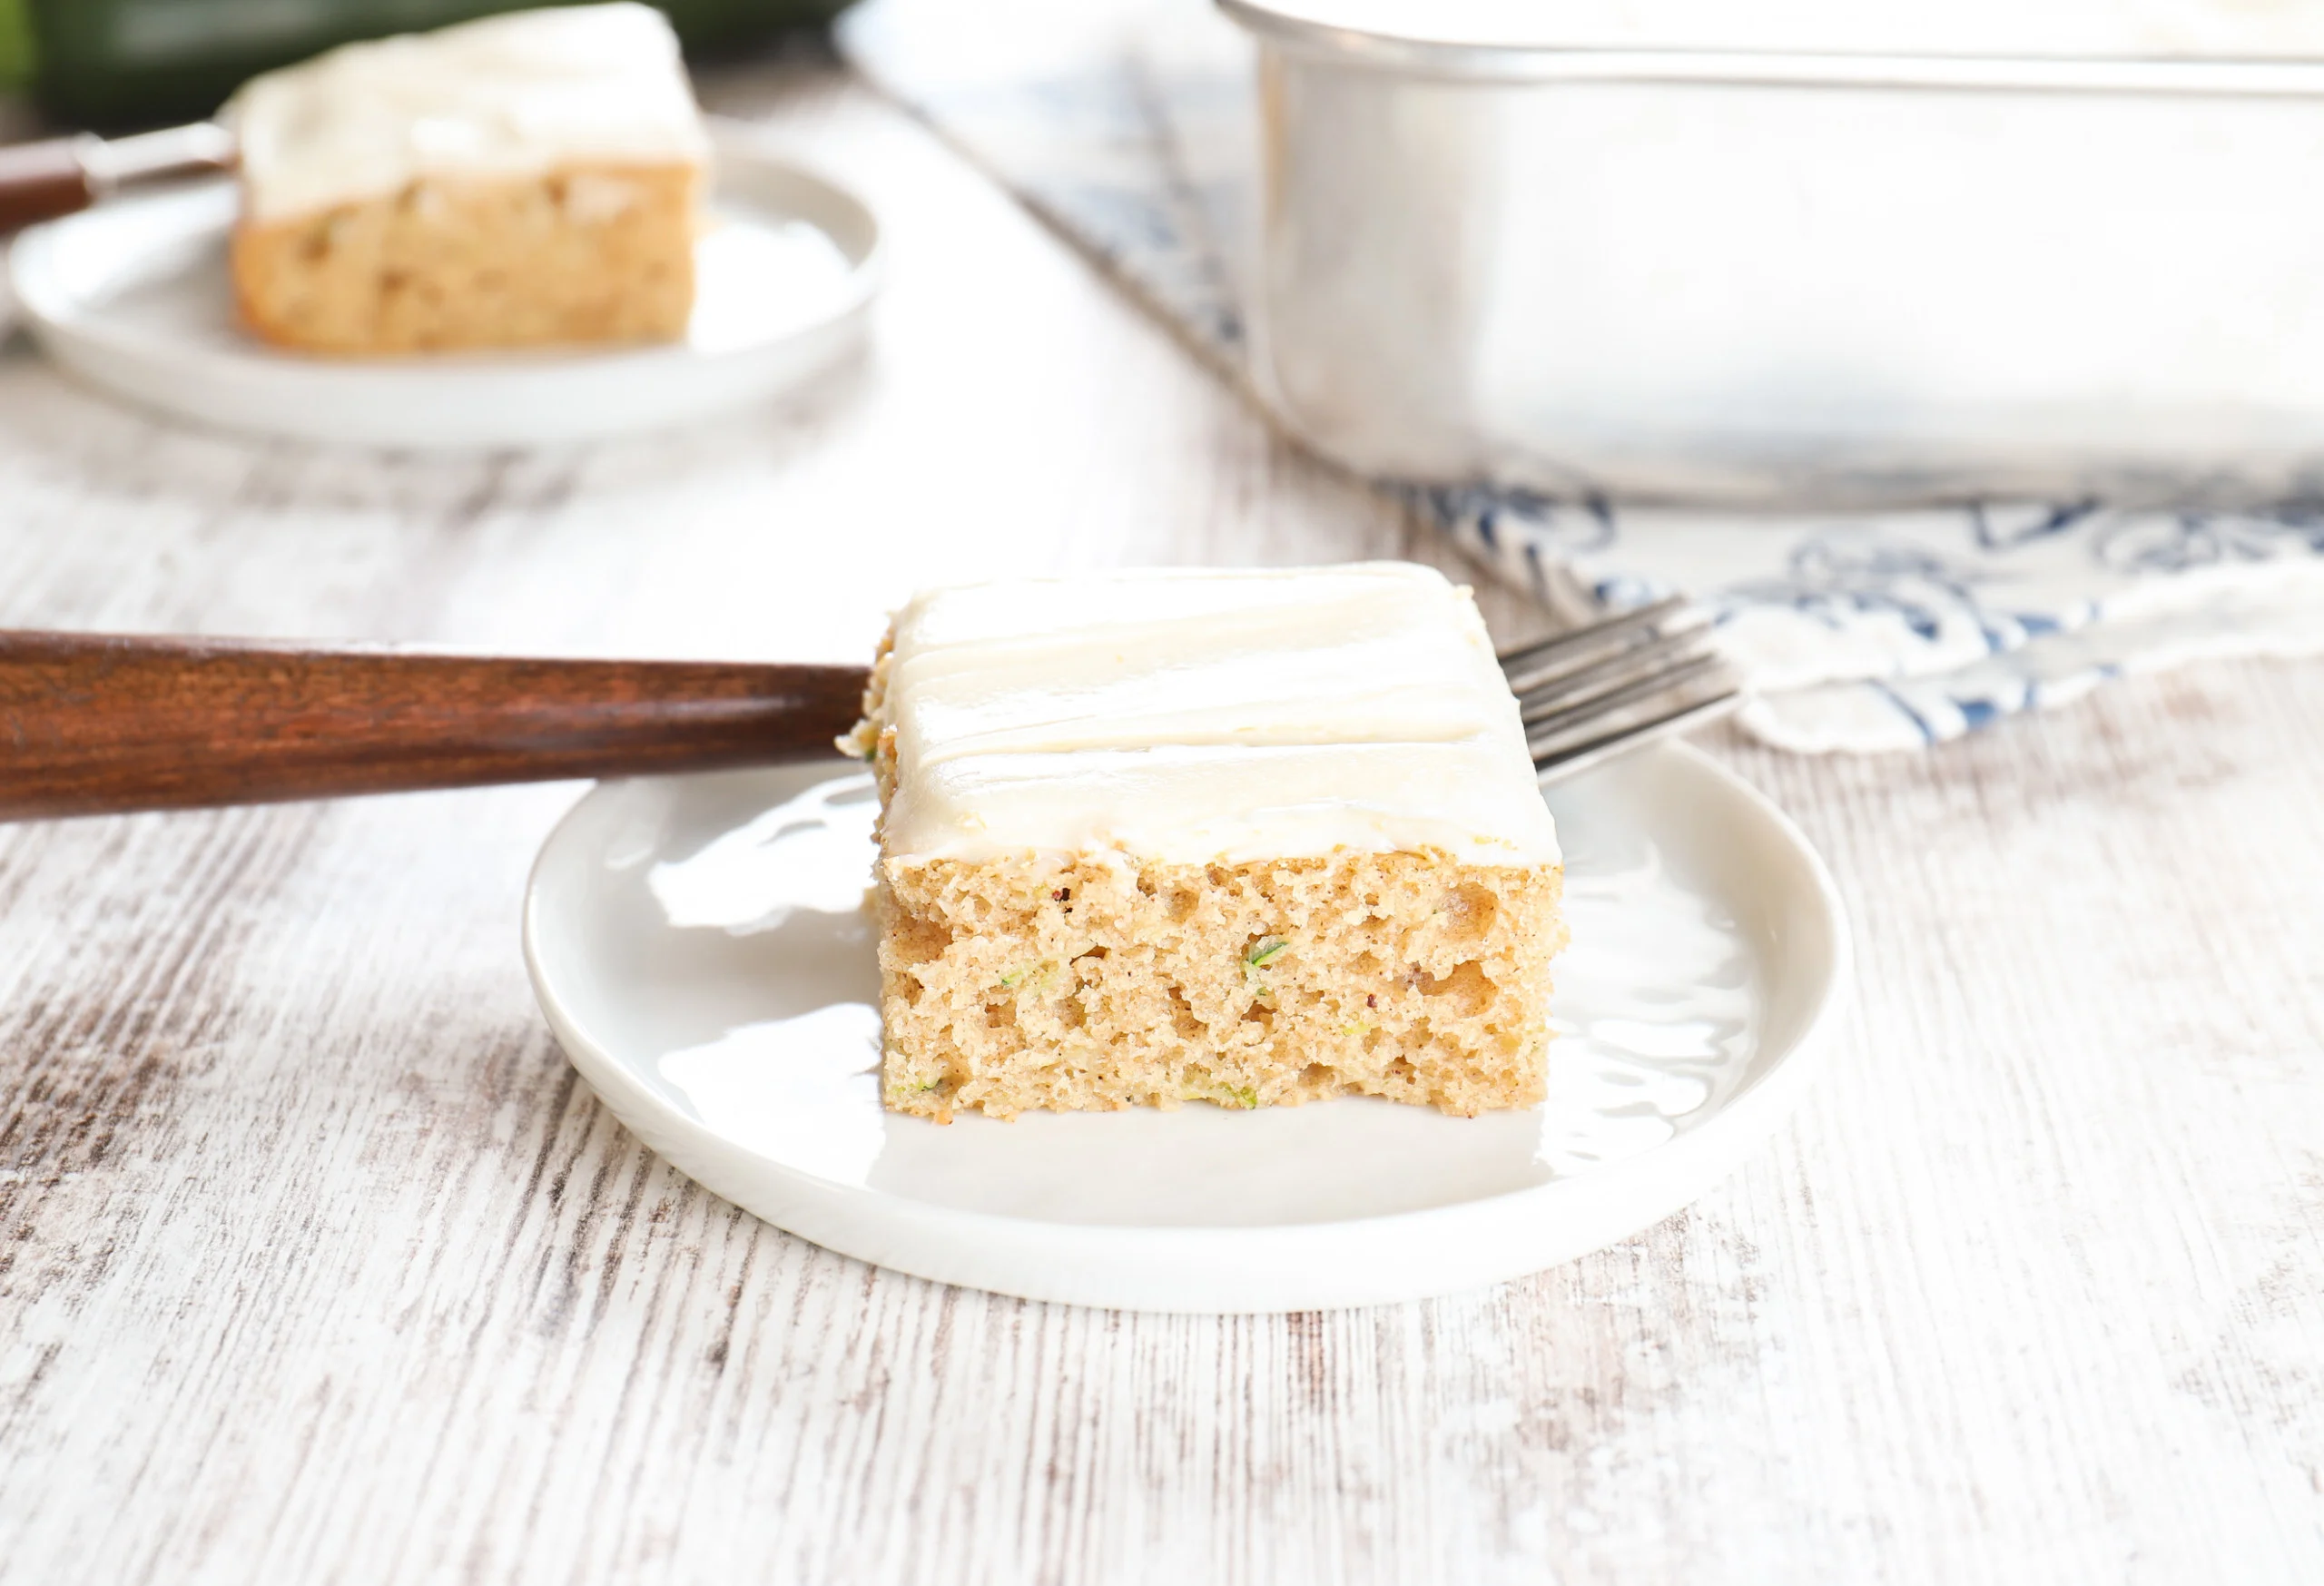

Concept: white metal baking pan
[[1222, 0, 2324, 506]]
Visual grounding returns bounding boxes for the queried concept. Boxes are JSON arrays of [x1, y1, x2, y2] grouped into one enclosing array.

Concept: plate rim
[[6, 122, 883, 448], [522, 741, 1853, 1312]]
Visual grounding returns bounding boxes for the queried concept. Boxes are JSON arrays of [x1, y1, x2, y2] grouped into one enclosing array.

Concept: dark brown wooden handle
[[0, 137, 94, 231], [0, 632, 871, 821]]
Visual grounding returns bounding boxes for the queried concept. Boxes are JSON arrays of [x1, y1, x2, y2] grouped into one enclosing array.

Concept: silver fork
[[0, 596, 1742, 820], [1500, 591, 1744, 783]]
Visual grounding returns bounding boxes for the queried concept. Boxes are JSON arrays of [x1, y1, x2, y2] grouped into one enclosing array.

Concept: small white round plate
[[524, 744, 1848, 1313], [7, 126, 879, 449]]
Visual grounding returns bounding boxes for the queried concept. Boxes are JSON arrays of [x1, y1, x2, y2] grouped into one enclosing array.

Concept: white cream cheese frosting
[[880, 564, 1560, 868], [223, 3, 710, 224]]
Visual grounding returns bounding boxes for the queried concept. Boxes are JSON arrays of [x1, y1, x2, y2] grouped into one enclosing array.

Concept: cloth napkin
[[837, 0, 2324, 752]]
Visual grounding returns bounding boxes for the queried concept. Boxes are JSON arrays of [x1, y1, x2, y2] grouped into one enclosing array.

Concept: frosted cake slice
[[223, 4, 707, 354], [851, 563, 1569, 1122]]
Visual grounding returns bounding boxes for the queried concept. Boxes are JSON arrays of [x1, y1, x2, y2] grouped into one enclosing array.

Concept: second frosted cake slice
[[223, 5, 707, 354], [853, 563, 1568, 1121]]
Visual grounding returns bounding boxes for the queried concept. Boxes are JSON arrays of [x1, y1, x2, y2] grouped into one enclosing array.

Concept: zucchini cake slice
[[223, 5, 706, 354], [852, 563, 1568, 1121]]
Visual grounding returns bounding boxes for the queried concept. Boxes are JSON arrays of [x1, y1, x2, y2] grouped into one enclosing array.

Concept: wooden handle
[[0, 137, 94, 231], [0, 632, 871, 821]]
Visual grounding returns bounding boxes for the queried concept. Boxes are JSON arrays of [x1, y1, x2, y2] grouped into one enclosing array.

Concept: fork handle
[[0, 632, 871, 821], [0, 124, 238, 232], [0, 137, 95, 231]]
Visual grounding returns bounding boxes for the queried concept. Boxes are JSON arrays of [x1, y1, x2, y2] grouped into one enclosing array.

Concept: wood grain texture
[[0, 632, 865, 818], [2, 56, 2321, 1586]]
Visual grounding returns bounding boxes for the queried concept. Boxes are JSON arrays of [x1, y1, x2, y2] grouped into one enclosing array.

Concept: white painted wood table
[[3, 58, 2322, 1586]]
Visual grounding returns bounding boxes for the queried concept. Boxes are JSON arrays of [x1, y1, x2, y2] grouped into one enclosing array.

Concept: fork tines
[[1498, 594, 1743, 783]]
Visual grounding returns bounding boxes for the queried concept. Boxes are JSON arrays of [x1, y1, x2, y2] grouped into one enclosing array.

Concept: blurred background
[[0, 0, 848, 127]]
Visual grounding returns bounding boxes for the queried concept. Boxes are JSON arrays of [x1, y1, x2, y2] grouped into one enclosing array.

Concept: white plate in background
[[522, 744, 1849, 1313], [7, 125, 879, 449]]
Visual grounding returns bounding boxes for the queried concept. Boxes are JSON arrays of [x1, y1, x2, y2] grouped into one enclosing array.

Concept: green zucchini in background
[[0, 0, 853, 130]]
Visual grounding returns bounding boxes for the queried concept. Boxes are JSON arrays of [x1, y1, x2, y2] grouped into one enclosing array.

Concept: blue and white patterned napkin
[[838, 0, 2324, 752]]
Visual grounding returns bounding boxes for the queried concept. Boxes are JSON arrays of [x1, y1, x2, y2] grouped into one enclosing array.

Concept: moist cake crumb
[[855, 563, 1570, 1121]]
